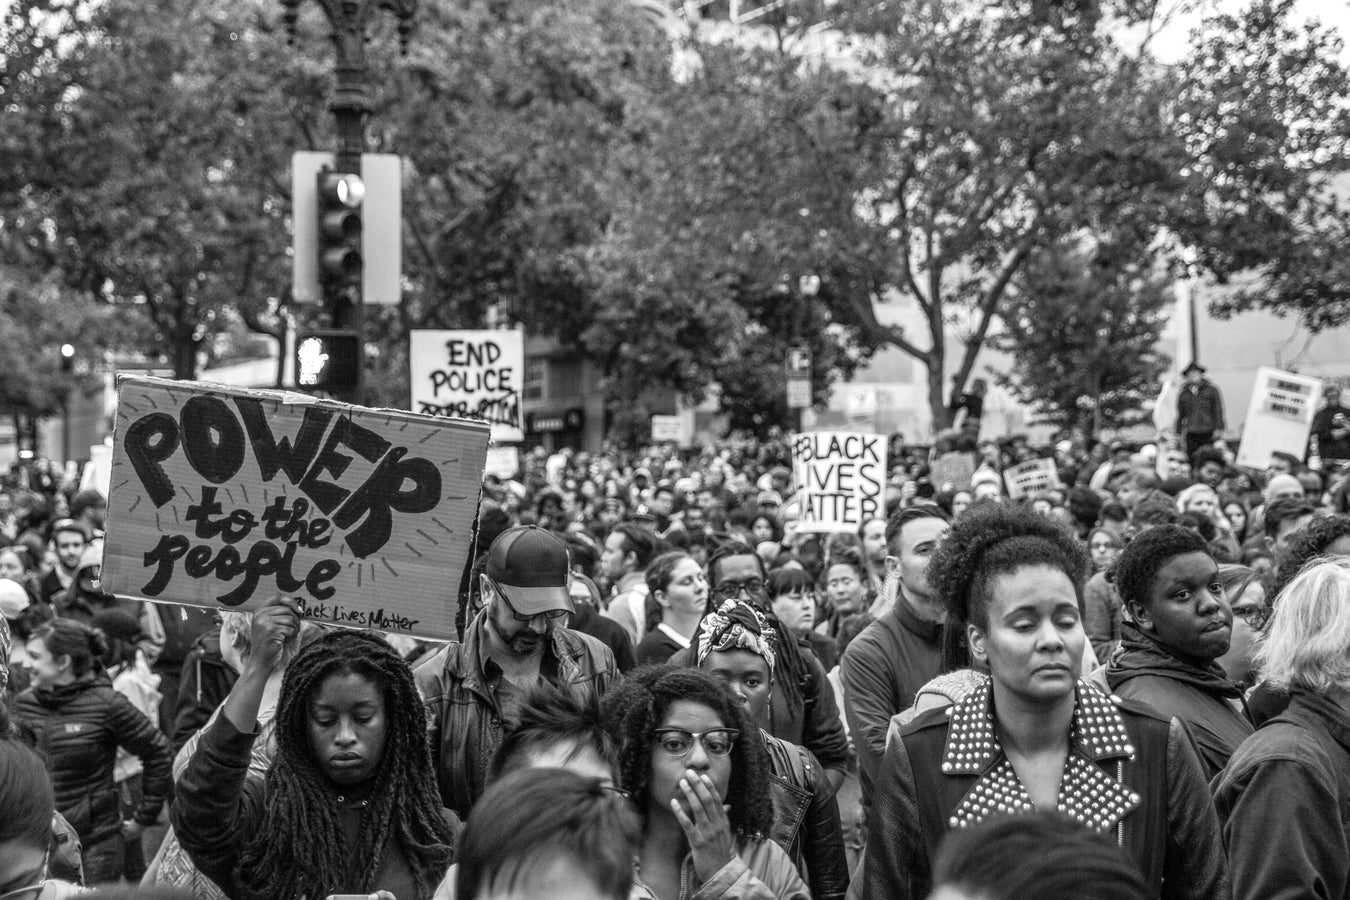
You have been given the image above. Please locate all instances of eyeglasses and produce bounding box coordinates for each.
[712,578,765,601]
[490,580,568,622]
[653,728,741,758]
[1233,606,1269,630]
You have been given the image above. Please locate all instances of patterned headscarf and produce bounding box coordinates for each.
[696,598,777,672]
[0,613,10,693]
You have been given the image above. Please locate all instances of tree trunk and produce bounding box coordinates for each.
[173,337,198,381]
[927,353,951,431]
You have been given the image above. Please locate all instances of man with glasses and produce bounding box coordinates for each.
[417,525,621,819]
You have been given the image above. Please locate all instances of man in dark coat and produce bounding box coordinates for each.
[1176,361,1226,459]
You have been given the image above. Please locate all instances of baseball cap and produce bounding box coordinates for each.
[0,579,29,619]
[485,526,573,616]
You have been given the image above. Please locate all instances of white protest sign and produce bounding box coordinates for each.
[409,329,525,442]
[484,445,521,480]
[651,414,693,446]
[1236,367,1323,470]
[81,444,113,498]
[930,451,977,491]
[102,376,490,640]
[1003,458,1062,500]
[790,432,886,533]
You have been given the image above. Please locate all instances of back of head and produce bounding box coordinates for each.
[69,488,105,521]
[1113,525,1209,611]
[490,683,618,783]
[611,522,661,571]
[1263,496,1318,541]
[1259,557,1350,693]
[457,767,640,900]
[33,617,109,679]
[932,811,1147,900]
[0,738,55,850]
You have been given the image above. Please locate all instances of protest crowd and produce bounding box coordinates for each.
[2,379,1350,900]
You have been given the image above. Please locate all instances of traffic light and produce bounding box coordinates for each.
[295,330,361,392]
[316,169,365,287]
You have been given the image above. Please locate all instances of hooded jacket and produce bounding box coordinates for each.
[1106,621,1254,780]
[13,673,171,847]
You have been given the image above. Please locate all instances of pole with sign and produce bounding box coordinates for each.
[786,347,812,434]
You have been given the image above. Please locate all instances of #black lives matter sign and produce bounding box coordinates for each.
[102,376,490,640]
[790,431,887,533]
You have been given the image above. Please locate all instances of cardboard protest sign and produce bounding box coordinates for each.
[929,451,976,491]
[409,329,525,442]
[1236,367,1323,470]
[102,376,490,640]
[1003,458,1062,500]
[790,432,886,533]
[484,446,521,480]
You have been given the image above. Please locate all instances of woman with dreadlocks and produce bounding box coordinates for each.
[602,665,807,900]
[172,596,455,899]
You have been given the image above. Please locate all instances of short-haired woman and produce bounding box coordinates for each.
[1213,558,1350,899]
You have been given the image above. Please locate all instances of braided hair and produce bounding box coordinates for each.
[601,665,774,838]
[707,541,808,710]
[929,504,1090,671]
[237,629,453,899]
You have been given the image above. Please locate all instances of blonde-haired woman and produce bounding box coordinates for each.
[1213,558,1350,899]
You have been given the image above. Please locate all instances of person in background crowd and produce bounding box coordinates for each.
[928,811,1148,900]
[1311,385,1350,465]
[862,504,1228,900]
[857,516,888,597]
[1213,559,1350,899]
[455,768,640,900]
[1106,526,1253,779]
[1262,496,1318,562]
[839,506,950,807]
[56,545,165,666]
[566,570,637,674]
[767,567,836,671]
[1214,565,1269,690]
[172,597,455,899]
[695,599,849,899]
[601,522,664,647]
[1221,497,1250,545]
[1088,527,1123,574]
[418,525,620,819]
[1082,527,1126,663]
[818,549,871,640]
[636,551,709,666]
[1191,447,1228,491]
[1096,500,1130,542]
[1176,361,1225,459]
[602,666,809,900]
[37,519,87,606]
[0,544,42,605]
[68,488,107,545]
[14,617,171,883]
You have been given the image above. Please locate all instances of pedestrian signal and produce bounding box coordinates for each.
[295,330,361,392]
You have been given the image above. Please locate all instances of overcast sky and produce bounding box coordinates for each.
[1146,0,1350,63]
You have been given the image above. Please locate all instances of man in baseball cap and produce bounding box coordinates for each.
[416,524,621,819]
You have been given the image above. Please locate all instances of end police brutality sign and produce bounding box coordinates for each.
[101,376,489,640]
[791,431,886,533]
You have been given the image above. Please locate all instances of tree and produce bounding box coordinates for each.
[1173,0,1350,330]
[992,236,1171,433]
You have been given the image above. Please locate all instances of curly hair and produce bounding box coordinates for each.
[237,629,453,899]
[1270,513,1350,602]
[600,665,773,838]
[930,504,1091,633]
[1113,525,1209,611]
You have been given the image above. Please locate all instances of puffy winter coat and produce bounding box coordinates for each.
[13,674,171,846]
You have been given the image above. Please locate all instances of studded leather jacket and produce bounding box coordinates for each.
[856,679,1229,900]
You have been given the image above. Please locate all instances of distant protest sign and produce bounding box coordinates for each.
[1003,458,1062,500]
[409,329,525,442]
[790,432,886,533]
[102,376,490,640]
[1236,367,1322,470]
[930,451,976,491]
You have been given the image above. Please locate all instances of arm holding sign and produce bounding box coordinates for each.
[171,596,298,893]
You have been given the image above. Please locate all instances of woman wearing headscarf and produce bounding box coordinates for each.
[694,599,848,900]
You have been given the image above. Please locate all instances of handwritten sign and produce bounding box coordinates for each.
[790,431,886,533]
[101,376,489,640]
[409,329,525,442]
[1236,367,1323,469]
[1003,458,1062,500]
[929,451,976,492]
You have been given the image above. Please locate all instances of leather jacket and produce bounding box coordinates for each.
[763,731,849,900]
[415,614,620,819]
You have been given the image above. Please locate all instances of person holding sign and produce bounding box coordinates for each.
[172,596,456,900]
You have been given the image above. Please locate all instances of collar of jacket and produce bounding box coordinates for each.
[939,677,1141,833]
[1285,687,1350,753]
[1107,621,1242,700]
[35,672,110,706]
[451,611,576,701]
[892,589,943,647]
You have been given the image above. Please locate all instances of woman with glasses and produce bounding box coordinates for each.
[635,552,709,667]
[694,600,849,900]
[602,665,808,900]
[1214,565,1269,690]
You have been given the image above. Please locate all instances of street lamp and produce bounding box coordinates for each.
[279,0,417,401]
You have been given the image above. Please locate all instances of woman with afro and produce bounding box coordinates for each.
[602,664,807,899]
[172,596,455,899]
[859,504,1228,900]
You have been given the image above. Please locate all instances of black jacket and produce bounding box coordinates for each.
[170,626,238,754]
[1177,379,1225,435]
[14,674,171,846]
[858,678,1229,900]
[763,730,849,900]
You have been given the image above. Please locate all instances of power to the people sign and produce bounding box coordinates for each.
[790,431,887,533]
[101,376,490,640]
[409,329,525,442]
